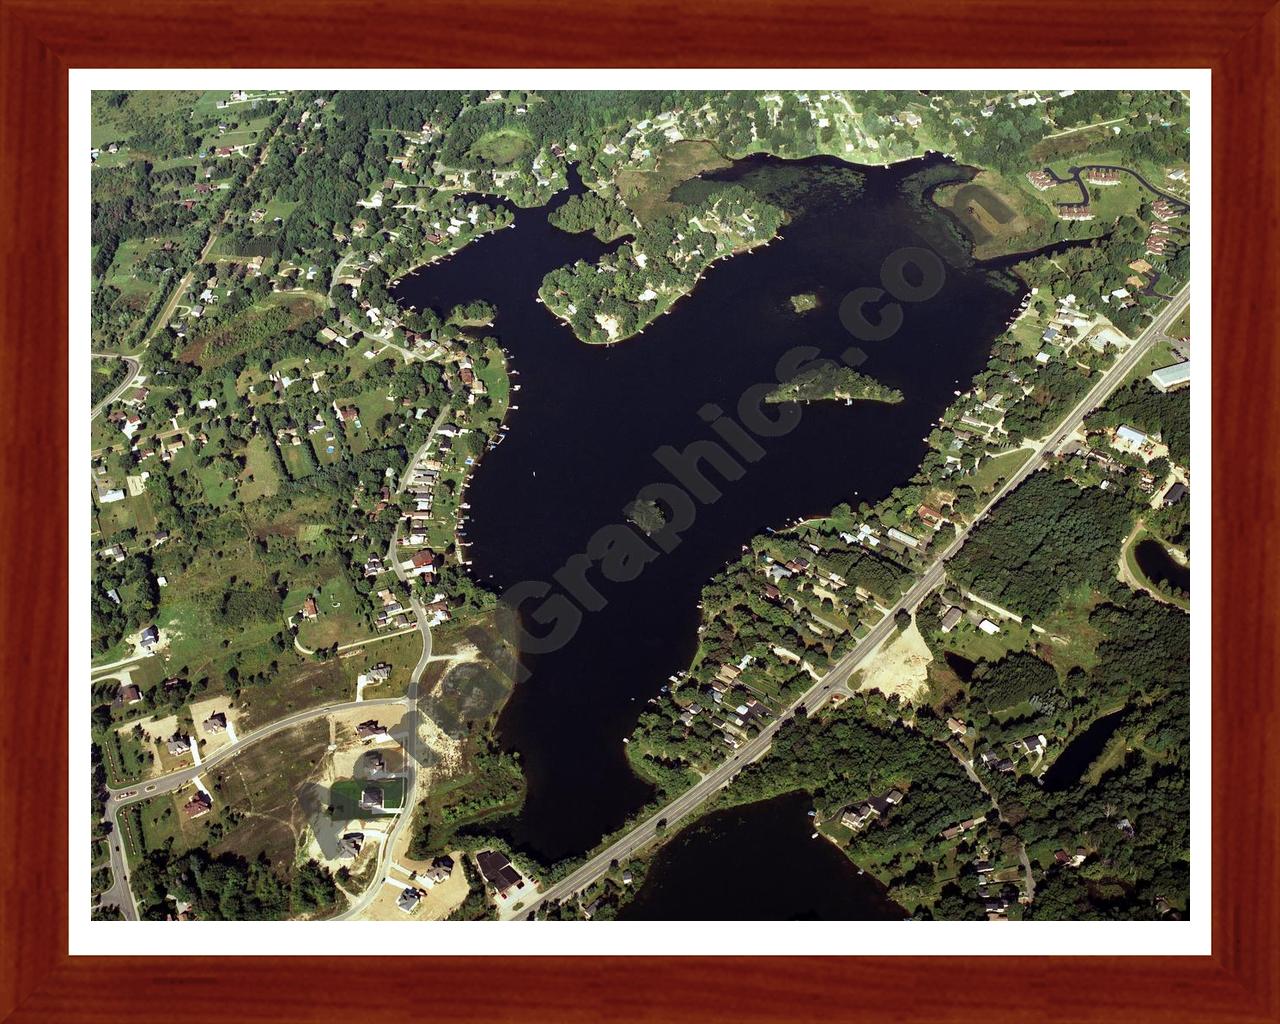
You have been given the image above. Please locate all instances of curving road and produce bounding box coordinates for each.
[1044,164,1191,211]
[521,284,1190,918]
[101,695,406,920]
[332,409,450,920]
[90,354,142,422]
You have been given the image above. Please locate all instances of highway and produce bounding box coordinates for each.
[519,283,1190,918]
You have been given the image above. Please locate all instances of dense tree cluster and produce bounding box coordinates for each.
[949,471,1134,620]
[132,846,336,920]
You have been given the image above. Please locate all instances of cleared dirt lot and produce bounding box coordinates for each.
[856,619,932,702]
[358,851,469,922]
[208,718,330,865]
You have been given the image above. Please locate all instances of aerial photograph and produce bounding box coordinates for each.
[88,87,1192,924]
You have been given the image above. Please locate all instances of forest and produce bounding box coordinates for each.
[948,471,1134,621]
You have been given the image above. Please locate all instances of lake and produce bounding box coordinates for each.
[1041,709,1126,792]
[1134,538,1191,595]
[620,790,906,921]
[394,153,1023,861]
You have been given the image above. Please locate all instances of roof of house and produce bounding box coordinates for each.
[183,791,212,818]
[475,850,523,892]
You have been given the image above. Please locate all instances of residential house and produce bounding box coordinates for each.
[356,720,390,741]
[183,791,213,819]
[475,850,524,898]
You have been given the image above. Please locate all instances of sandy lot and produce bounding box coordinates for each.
[857,619,933,702]
[330,706,408,748]
[358,850,469,921]
[120,712,178,745]
[189,693,240,755]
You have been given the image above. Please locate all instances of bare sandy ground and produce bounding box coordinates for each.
[188,694,240,756]
[359,849,469,921]
[857,619,932,702]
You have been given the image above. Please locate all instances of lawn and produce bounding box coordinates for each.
[935,612,1034,666]
[330,777,406,816]
[967,448,1033,498]
[1121,338,1178,389]
[340,630,424,698]
[281,443,316,480]
[95,496,138,538]
[295,573,367,649]
[138,789,209,858]
[101,724,156,787]
[239,434,281,502]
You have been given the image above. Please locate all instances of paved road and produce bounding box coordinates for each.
[1044,164,1192,211]
[329,407,453,919]
[521,285,1190,918]
[107,696,406,805]
[101,695,404,920]
[89,122,280,429]
[90,354,142,422]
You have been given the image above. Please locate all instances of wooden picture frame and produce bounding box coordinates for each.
[2,1,1275,1019]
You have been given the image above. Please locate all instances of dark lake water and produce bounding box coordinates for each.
[394,153,1023,861]
[944,650,978,682]
[1134,539,1191,594]
[620,790,906,920]
[1042,709,1126,792]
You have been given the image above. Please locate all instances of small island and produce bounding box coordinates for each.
[765,365,904,405]
[788,292,819,314]
[625,498,668,535]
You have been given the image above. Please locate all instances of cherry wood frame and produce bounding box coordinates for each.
[3,1,1276,1020]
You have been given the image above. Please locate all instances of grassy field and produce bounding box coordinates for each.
[239,434,281,501]
[616,140,732,224]
[210,719,331,865]
[235,659,353,731]
[933,168,1052,259]
[295,573,366,649]
[468,128,533,167]
[91,90,202,148]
